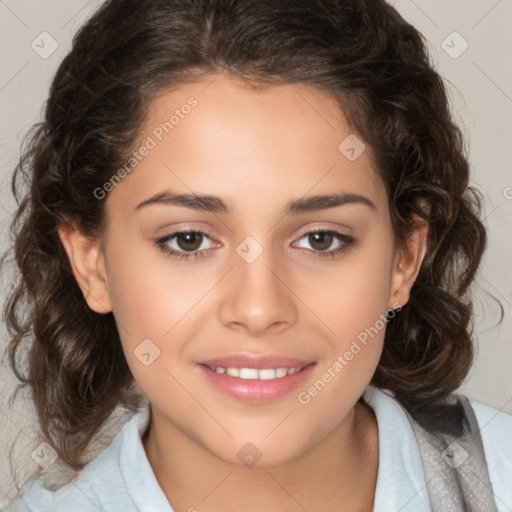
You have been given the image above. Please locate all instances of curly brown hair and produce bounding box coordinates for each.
[3,0,487,471]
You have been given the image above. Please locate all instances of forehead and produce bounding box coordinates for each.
[108,73,386,214]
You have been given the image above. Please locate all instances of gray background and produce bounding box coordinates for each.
[0,0,511,507]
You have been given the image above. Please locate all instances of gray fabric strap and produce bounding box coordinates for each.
[403,395,498,512]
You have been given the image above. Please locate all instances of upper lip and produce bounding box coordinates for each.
[199,354,315,370]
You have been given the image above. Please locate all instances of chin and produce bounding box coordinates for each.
[204,434,308,470]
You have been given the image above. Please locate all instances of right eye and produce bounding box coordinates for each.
[155,230,217,261]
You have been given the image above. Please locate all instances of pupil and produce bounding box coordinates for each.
[310,232,332,251]
[177,233,202,251]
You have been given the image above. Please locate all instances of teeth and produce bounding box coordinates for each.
[239,368,259,379]
[209,366,303,380]
[226,367,240,378]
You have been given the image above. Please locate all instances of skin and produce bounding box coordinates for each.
[59,72,428,512]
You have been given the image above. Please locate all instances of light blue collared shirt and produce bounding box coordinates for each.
[4,386,512,511]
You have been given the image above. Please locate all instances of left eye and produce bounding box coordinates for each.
[295,230,339,250]
[292,230,354,258]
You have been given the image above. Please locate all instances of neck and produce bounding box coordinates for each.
[143,400,379,512]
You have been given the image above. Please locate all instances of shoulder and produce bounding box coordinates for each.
[362,385,512,512]
[467,395,512,511]
[3,408,151,512]
[361,386,433,511]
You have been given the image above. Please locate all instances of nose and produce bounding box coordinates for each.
[217,244,298,337]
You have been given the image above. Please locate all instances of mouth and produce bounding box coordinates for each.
[196,355,316,403]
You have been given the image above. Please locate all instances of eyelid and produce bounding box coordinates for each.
[291,221,353,238]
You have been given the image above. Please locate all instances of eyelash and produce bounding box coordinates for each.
[155,229,355,261]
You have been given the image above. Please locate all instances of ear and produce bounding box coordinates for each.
[58,222,112,314]
[388,214,429,310]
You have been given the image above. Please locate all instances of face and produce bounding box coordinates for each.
[61,72,424,468]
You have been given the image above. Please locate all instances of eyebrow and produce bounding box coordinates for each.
[135,190,377,215]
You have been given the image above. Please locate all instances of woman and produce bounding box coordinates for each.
[3,0,511,510]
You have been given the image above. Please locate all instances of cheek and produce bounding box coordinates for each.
[340,259,392,334]
[295,248,393,431]
[307,241,394,341]
[103,237,219,388]
[103,244,194,397]
[305,231,394,398]
[105,238,205,338]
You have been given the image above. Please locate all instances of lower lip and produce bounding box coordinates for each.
[197,363,316,403]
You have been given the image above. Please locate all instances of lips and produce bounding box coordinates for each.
[196,353,317,403]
